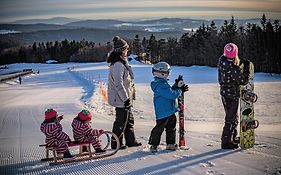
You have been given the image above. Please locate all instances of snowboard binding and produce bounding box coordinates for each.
[241,119,259,132]
[241,90,258,103]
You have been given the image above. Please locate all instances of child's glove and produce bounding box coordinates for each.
[174,75,184,88]
[57,115,63,120]
[99,129,104,135]
[181,84,189,92]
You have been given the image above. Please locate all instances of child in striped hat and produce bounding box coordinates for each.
[40,109,74,159]
[72,109,106,153]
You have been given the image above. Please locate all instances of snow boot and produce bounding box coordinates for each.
[221,142,238,149]
[82,145,89,152]
[63,151,75,160]
[111,139,119,149]
[120,145,128,150]
[150,145,158,153]
[127,141,142,147]
[166,144,178,151]
[111,141,128,150]
[95,148,106,153]
[233,137,240,144]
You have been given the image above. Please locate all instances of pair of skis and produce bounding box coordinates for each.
[177,75,188,150]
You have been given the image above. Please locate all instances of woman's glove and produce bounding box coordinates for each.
[124,99,132,109]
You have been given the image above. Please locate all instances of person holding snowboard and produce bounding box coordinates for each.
[40,109,74,159]
[218,43,250,149]
[107,36,141,150]
[72,109,106,153]
[149,62,189,152]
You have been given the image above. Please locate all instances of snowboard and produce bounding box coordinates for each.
[239,61,259,148]
[177,75,186,149]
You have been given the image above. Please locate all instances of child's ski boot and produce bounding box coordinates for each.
[166,144,178,151]
[150,145,158,153]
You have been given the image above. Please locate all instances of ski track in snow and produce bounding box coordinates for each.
[0,61,281,175]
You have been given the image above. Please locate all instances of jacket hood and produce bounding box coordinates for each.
[219,55,235,70]
[151,77,167,91]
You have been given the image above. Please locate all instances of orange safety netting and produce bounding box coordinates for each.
[99,80,108,102]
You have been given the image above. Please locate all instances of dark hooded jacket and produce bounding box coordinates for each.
[218,55,249,99]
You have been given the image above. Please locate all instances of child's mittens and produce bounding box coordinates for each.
[57,115,63,120]
[174,75,184,88]
[181,84,189,92]
[99,129,105,135]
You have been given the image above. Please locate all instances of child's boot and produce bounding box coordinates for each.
[150,145,158,153]
[63,151,75,160]
[95,147,106,153]
[166,144,178,151]
[82,145,89,152]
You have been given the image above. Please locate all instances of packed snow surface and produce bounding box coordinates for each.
[0,60,281,175]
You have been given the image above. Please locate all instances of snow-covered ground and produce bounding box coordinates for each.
[0,60,281,175]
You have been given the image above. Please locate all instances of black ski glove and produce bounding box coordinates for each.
[124,99,132,109]
[181,84,189,92]
[174,75,184,88]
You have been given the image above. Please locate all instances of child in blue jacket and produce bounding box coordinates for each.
[148,62,188,152]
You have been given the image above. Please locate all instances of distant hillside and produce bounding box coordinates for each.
[1,18,263,34]
[65,19,124,28]
[13,17,80,25]
[0,17,264,45]
[0,28,184,44]
[52,18,263,31]
[0,24,75,33]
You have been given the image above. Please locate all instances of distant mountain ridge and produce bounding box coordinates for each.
[0,28,183,44]
[9,17,263,31]
[0,23,76,33]
[14,17,80,25]
[66,19,124,28]
[0,17,263,45]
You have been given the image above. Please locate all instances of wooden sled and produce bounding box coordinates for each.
[39,131,120,166]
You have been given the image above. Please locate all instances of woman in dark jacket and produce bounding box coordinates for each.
[218,43,250,149]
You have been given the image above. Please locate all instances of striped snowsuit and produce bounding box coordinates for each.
[40,118,71,154]
[72,117,101,149]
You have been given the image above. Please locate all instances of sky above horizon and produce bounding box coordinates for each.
[0,0,281,23]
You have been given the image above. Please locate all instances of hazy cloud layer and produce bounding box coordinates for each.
[0,0,280,22]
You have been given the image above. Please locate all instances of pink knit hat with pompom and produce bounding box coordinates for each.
[224,43,238,59]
